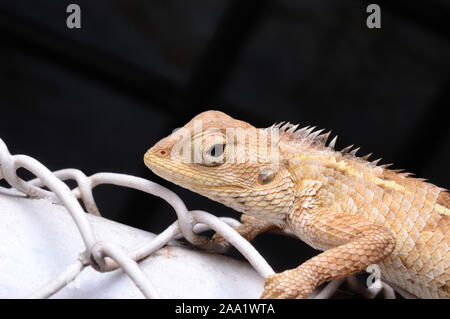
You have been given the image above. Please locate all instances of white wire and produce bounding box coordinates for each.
[91,242,160,298]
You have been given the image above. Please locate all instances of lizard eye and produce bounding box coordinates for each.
[202,143,226,166]
[207,143,225,158]
[258,168,275,185]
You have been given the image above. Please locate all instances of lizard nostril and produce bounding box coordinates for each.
[160,150,166,156]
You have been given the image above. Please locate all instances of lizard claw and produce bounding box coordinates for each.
[207,233,231,253]
[211,232,227,243]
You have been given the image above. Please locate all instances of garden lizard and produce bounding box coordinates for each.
[144,110,449,299]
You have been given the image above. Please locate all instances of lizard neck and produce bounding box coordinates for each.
[215,170,296,228]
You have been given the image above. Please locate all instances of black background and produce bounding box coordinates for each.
[0,0,449,278]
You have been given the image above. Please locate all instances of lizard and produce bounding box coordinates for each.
[144,110,449,299]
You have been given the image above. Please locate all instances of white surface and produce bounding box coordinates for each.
[0,192,264,298]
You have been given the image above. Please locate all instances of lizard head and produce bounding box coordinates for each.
[144,110,296,225]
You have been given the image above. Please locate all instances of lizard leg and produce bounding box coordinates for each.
[213,214,277,243]
[261,211,396,299]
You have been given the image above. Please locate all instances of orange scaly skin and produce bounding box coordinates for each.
[144,110,449,299]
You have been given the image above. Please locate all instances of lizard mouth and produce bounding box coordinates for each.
[144,151,182,180]
[144,150,210,189]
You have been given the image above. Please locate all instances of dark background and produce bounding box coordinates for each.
[1,0,449,289]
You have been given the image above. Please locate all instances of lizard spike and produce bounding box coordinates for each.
[328,135,338,149]
[308,129,325,140]
[287,124,300,133]
[280,122,292,131]
[372,158,382,165]
[400,172,415,177]
[341,144,354,153]
[304,126,317,137]
[380,163,393,169]
[316,131,331,144]
[294,126,310,137]
[274,122,285,129]
[350,147,360,156]
[361,153,372,161]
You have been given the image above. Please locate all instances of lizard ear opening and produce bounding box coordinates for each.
[258,168,275,185]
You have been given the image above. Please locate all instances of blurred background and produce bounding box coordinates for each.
[1,0,449,296]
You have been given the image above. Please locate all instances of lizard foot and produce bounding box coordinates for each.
[211,214,276,249]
